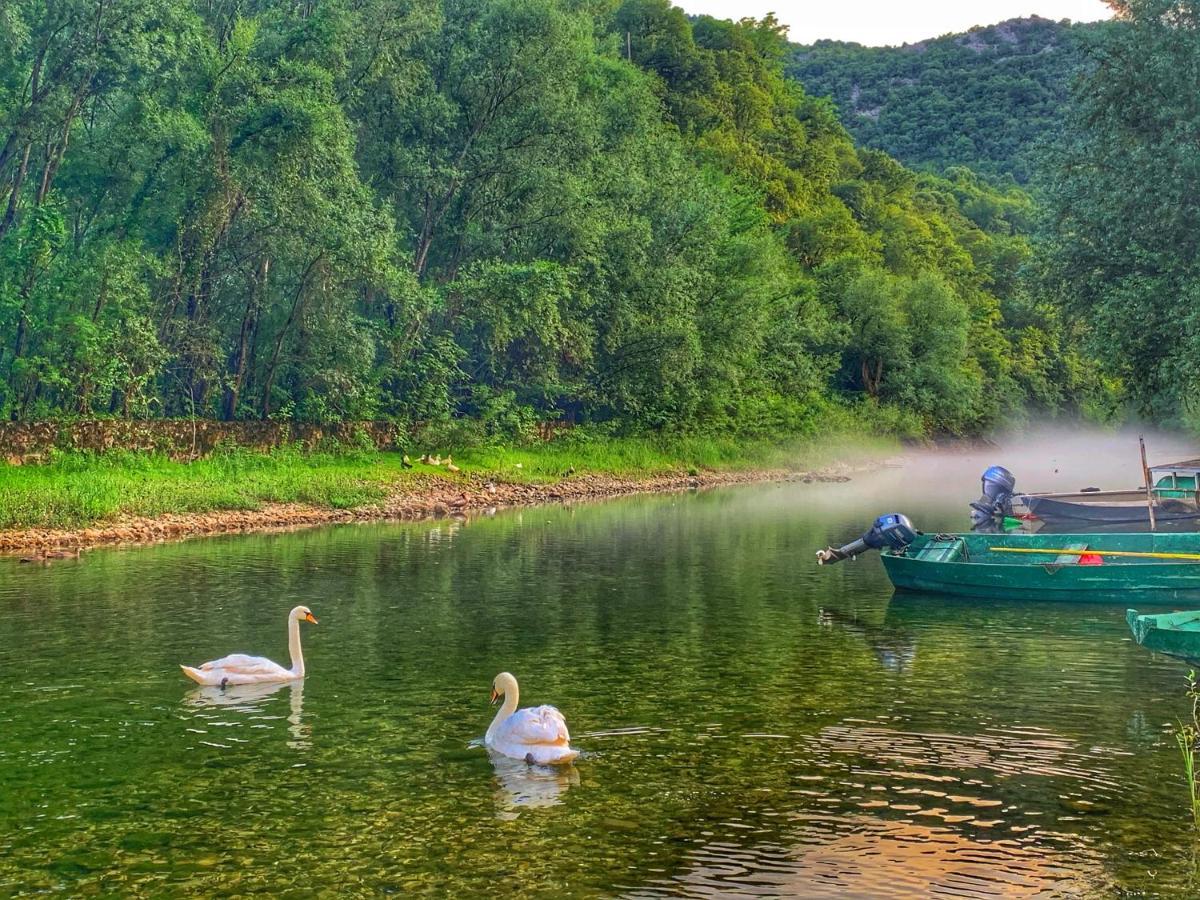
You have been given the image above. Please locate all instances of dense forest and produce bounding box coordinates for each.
[789,17,1102,183]
[0,0,1152,442]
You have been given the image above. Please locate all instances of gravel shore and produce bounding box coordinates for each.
[0,465,855,557]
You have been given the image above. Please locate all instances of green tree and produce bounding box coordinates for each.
[899,273,982,431]
[1040,0,1200,419]
[835,268,908,398]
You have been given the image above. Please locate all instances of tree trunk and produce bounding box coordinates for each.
[0,142,32,242]
[223,256,268,420]
[261,255,321,418]
[35,81,87,207]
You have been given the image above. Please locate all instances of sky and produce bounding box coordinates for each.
[677,1,1114,46]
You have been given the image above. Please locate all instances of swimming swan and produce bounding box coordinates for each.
[486,671,578,765]
[181,606,318,686]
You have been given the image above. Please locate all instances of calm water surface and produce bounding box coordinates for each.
[2,439,1199,896]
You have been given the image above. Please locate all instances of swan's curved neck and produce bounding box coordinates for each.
[287,615,305,677]
[486,684,518,742]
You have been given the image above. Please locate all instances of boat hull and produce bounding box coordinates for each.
[879,532,1200,602]
[1021,494,1200,525]
[1127,608,1200,663]
[884,555,1200,602]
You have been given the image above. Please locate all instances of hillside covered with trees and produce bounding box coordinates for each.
[0,0,1107,441]
[789,17,1104,183]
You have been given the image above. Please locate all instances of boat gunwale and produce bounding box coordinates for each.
[888,531,1200,567]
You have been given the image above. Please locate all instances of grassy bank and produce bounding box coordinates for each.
[0,433,898,531]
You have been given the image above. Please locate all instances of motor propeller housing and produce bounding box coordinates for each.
[816,513,918,565]
[969,465,1016,524]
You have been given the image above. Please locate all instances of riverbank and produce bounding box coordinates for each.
[0,436,892,555]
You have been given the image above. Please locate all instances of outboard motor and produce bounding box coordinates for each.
[816,513,918,565]
[969,465,1016,525]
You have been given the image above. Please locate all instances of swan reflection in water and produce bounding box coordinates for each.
[182,679,310,749]
[488,750,579,820]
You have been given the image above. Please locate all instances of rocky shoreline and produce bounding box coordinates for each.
[0,465,856,558]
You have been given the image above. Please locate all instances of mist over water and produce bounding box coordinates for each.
[907,427,1197,496]
[789,427,1199,538]
[1,427,1199,895]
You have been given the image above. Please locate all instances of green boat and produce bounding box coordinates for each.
[1127,609,1200,664]
[817,515,1200,602]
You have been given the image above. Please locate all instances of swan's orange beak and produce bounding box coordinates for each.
[489,688,500,705]
[304,612,319,624]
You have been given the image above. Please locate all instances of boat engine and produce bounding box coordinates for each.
[816,513,917,565]
[969,465,1016,525]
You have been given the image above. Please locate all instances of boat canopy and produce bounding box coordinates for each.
[1150,460,1200,499]
[1151,459,1200,476]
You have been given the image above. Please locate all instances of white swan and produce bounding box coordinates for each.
[180,606,318,686]
[486,671,578,765]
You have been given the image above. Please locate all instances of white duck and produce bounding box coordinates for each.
[181,605,318,686]
[486,671,578,765]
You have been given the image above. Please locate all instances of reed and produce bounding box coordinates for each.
[1176,670,1200,831]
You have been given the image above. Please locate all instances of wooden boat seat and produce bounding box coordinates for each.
[1055,542,1089,565]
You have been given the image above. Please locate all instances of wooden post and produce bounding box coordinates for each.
[1140,435,1158,531]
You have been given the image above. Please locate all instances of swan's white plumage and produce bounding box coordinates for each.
[182,655,291,684]
[485,673,578,765]
[504,706,571,744]
[181,606,316,686]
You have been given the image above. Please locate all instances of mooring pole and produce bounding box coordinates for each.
[1140,435,1158,532]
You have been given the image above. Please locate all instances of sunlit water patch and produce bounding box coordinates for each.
[1,432,1199,894]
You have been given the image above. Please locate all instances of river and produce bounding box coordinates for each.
[1,433,1198,895]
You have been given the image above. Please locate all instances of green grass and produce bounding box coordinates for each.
[0,432,899,531]
[453,433,892,481]
[0,448,400,530]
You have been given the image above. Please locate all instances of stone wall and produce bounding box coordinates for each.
[0,420,403,463]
